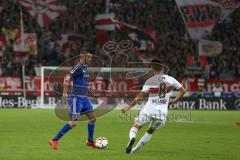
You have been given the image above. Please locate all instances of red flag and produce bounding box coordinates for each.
[95,13,116,31]
[198,39,223,57]
[116,22,158,61]
[176,0,222,40]
[13,9,31,61]
[20,0,66,28]
[13,44,29,58]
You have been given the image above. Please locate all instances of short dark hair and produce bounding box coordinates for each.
[151,59,163,71]
[151,59,161,64]
[79,50,93,58]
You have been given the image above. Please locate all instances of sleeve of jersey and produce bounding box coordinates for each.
[173,78,182,89]
[141,81,150,93]
[69,67,83,78]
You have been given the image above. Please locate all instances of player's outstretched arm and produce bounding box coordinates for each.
[121,91,148,113]
[169,87,186,105]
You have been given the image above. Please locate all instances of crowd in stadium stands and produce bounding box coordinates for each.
[0,0,239,80]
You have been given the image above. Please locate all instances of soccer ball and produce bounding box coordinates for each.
[95,137,108,149]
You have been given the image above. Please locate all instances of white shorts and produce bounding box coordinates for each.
[134,111,166,130]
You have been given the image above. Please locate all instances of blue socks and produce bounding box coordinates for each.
[52,122,95,142]
[53,123,72,141]
[87,122,95,143]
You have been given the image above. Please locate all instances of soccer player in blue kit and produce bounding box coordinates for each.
[49,52,96,150]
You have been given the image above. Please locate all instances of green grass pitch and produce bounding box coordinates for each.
[0,109,239,160]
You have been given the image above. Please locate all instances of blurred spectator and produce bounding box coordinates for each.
[212,83,223,98]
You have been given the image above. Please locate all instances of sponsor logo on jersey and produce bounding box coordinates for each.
[152,99,167,104]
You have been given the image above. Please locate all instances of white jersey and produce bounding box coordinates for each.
[141,74,182,120]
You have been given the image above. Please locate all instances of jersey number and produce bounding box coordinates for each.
[159,83,166,98]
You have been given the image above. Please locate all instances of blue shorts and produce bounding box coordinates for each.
[68,95,93,120]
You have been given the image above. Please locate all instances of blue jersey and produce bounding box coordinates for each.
[69,63,89,97]
[68,63,93,120]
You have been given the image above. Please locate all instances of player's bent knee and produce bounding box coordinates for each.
[133,124,142,130]
[89,118,96,124]
[69,121,78,127]
[147,128,155,134]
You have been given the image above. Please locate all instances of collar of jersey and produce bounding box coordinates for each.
[79,63,87,67]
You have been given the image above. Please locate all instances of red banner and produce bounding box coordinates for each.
[0,77,239,95]
[179,78,240,92]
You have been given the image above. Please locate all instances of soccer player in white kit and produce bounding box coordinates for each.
[121,59,186,153]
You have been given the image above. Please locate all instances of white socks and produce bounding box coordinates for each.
[132,132,152,153]
[129,127,138,139]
